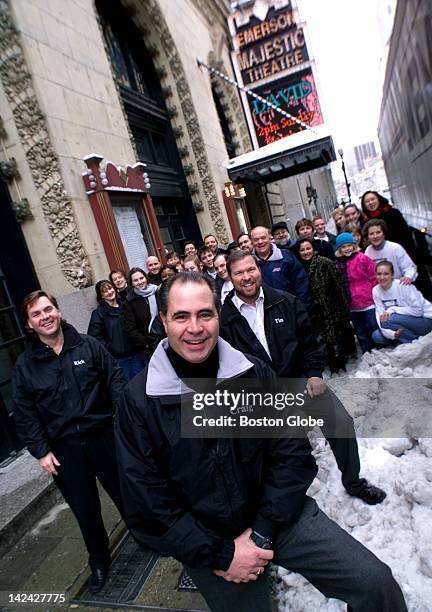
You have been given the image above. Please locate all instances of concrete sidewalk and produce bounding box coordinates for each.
[0,450,59,559]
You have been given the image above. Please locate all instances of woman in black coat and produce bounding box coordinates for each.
[361,190,432,298]
[87,279,139,381]
[124,267,160,368]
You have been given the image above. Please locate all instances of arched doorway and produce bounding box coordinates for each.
[96,0,202,255]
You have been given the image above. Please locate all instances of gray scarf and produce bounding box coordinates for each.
[134,284,159,331]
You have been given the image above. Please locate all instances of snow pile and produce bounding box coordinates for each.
[277,333,432,612]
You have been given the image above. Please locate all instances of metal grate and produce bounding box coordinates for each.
[177,570,198,592]
[72,532,158,607]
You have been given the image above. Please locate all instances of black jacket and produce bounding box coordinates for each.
[12,324,125,459]
[220,285,325,378]
[115,339,317,570]
[124,290,154,357]
[87,301,134,358]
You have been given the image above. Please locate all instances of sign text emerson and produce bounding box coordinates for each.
[232,4,309,85]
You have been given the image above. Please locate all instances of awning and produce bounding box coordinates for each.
[227,127,336,184]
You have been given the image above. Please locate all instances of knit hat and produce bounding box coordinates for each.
[271,221,289,234]
[335,232,356,250]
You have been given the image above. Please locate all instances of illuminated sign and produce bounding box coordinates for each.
[248,68,324,147]
[233,4,308,86]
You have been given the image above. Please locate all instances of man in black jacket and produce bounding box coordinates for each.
[12,291,125,593]
[116,272,405,612]
[220,251,386,505]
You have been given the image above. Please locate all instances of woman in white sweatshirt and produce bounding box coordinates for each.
[372,260,432,345]
[363,219,417,283]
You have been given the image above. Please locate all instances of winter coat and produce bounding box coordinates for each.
[303,254,351,344]
[255,245,312,309]
[12,323,125,459]
[115,338,317,569]
[291,239,335,262]
[336,252,377,311]
[87,301,134,358]
[124,289,156,357]
[220,285,324,378]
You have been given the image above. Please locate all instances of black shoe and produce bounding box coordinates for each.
[89,567,108,594]
[349,483,387,505]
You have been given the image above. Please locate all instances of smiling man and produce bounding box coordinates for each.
[220,250,386,505]
[12,291,125,593]
[116,272,406,612]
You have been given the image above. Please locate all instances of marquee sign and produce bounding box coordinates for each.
[249,68,323,147]
[229,0,325,149]
[233,4,309,86]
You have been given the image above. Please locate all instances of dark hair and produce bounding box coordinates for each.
[197,245,213,260]
[227,241,239,255]
[226,250,259,276]
[184,239,196,249]
[295,218,313,233]
[363,218,388,239]
[95,280,115,304]
[109,269,127,285]
[203,233,217,243]
[128,267,148,286]
[21,290,59,327]
[160,264,178,280]
[158,271,219,315]
[237,232,250,241]
[166,251,179,260]
[360,190,389,214]
[214,253,228,264]
[376,260,394,274]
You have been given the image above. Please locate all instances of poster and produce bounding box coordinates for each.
[248,68,324,147]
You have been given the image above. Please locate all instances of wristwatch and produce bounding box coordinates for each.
[250,530,273,549]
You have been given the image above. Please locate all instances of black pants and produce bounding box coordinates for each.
[187,498,407,612]
[295,383,365,494]
[51,427,124,570]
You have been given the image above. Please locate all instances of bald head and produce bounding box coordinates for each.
[250,226,272,259]
[147,256,161,275]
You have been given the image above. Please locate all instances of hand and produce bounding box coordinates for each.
[380,312,391,322]
[306,377,326,398]
[213,528,273,583]
[399,276,412,285]
[394,328,402,339]
[38,452,60,476]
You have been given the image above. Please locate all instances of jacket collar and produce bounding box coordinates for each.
[27,322,83,359]
[222,285,284,325]
[254,244,283,262]
[146,337,254,398]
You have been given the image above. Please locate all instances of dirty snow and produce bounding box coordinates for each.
[277,332,432,612]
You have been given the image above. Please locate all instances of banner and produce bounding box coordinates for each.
[248,68,324,146]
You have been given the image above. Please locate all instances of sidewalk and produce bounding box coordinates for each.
[0,453,210,611]
[0,450,59,559]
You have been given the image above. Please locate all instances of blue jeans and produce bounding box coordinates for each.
[351,308,378,353]
[117,355,148,382]
[372,313,432,345]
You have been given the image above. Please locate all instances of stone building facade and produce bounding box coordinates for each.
[0,0,251,301]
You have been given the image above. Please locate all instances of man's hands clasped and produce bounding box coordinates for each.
[214,528,273,583]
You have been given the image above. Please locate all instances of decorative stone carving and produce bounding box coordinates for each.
[0,0,92,288]
[208,52,253,156]
[123,0,230,244]
[11,197,32,223]
[0,157,19,181]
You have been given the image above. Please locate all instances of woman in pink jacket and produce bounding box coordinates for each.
[335,232,378,353]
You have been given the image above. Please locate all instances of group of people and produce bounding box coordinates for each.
[11,188,431,611]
